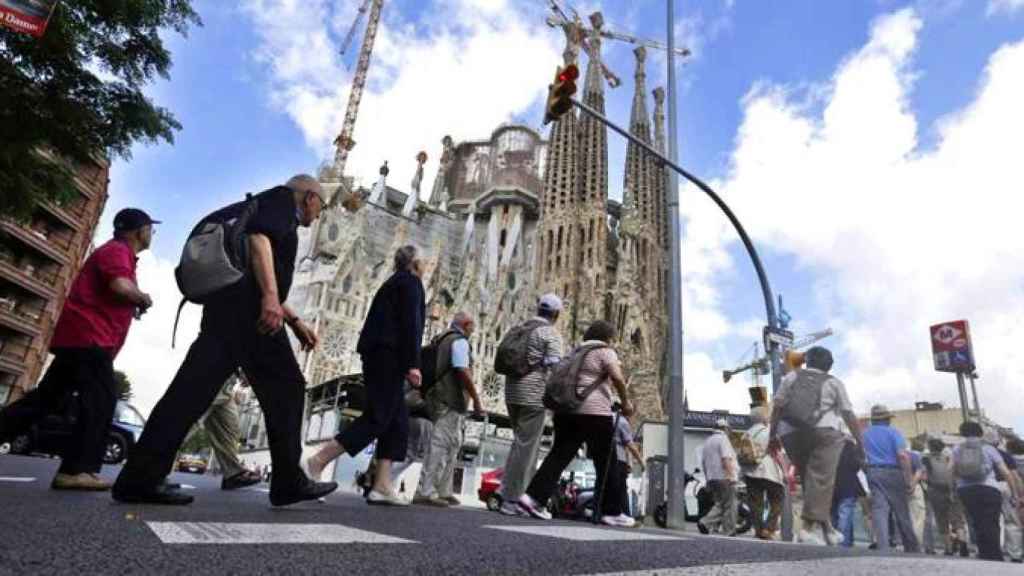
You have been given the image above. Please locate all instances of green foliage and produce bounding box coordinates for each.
[0,1,201,219]
[113,369,132,401]
[181,424,211,455]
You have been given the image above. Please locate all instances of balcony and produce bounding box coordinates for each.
[0,355,26,377]
[38,201,80,231]
[0,307,41,338]
[0,221,70,266]
[0,260,58,300]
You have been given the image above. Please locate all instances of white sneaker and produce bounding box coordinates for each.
[828,528,844,546]
[798,528,827,546]
[499,502,523,516]
[366,489,410,506]
[601,514,637,528]
[516,494,552,520]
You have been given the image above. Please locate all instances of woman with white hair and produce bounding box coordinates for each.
[305,245,426,505]
[742,408,785,540]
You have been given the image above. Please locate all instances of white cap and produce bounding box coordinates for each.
[538,293,563,313]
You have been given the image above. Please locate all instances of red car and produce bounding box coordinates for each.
[478,468,503,511]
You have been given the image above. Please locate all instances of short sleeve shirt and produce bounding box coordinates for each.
[775,368,853,433]
[615,417,634,462]
[574,343,622,416]
[50,239,138,358]
[702,431,737,482]
[505,318,564,407]
[450,338,470,369]
[863,424,907,467]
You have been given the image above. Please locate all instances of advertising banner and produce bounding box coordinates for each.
[0,0,59,37]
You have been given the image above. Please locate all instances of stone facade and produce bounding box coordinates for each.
[290,16,670,421]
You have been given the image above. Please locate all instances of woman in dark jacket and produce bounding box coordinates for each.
[304,245,426,505]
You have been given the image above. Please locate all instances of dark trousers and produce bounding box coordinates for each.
[614,460,630,516]
[747,476,785,533]
[0,348,116,475]
[958,485,1004,561]
[525,413,620,517]
[115,291,306,496]
[336,349,409,462]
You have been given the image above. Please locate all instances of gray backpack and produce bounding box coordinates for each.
[171,194,259,346]
[924,452,954,489]
[778,369,830,430]
[494,319,546,377]
[954,438,990,482]
[542,343,608,413]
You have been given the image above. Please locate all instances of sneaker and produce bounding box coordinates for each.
[827,528,844,547]
[367,489,410,506]
[798,528,827,546]
[601,514,637,528]
[499,502,523,516]
[412,494,450,507]
[441,495,461,506]
[516,494,552,520]
[51,473,111,491]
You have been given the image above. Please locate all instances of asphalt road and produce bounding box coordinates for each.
[0,455,1015,575]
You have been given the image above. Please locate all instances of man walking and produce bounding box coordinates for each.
[496,295,563,516]
[414,311,483,507]
[204,371,261,490]
[770,346,863,545]
[0,209,155,490]
[699,419,739,535]
[986,428,1024,563]
[923,437,967,555]
[862,405,920,553]
[612,413,644,521]
[114,175,337,506]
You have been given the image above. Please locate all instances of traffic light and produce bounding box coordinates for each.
[543,64,579,125]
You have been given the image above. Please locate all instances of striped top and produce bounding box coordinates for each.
[504,317,564,407]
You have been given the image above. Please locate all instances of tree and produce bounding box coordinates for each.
[0,1,201,219]
[113,369,132,401]
[180,425,211,455]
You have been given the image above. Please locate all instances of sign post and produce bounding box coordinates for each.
[0,0,59,37]
[930,320,976,422]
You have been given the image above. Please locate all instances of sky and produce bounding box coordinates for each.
[100,0,1024,433]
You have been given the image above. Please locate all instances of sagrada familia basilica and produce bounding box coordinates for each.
[290,13,671,422]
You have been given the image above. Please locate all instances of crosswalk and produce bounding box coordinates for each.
[591,556,1022,576]
[484,525,688,542]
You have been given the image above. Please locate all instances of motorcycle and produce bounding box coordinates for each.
[654,470,753,535]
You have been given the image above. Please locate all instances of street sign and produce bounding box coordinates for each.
[930,320,975,373]
[763,326,794,349]
[0,0,58,37]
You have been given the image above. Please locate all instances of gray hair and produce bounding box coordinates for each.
[749,409,767,425]
[285,174,323,200]
[394,245,418,272]
[451,311,473,330]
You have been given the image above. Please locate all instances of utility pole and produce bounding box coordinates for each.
[664,0,687,531]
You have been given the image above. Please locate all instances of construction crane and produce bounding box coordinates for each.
[339,0,371,69]
[545,1,621,88]
[722,328,835,383]
[326,0,384,193]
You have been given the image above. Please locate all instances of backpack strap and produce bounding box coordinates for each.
[431,329,465,388]
[171,298,187,349]
[572,343,610,401]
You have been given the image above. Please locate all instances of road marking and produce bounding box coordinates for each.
[484,525,687,542]
[179,484,196,490]
[146,522,417,545]
[0,476,36,483]
[590,556,1019,576]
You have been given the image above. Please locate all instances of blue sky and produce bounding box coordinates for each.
[106,0,1024,431]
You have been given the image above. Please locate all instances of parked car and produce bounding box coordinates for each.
[478,468,504,511]
[176,454,208,474]
[0,395,145,466]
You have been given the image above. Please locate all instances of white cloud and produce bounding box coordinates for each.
[239,0,561,194]
[680,8,1024,426]
[988,0,1024,16]
[113,253,201,417]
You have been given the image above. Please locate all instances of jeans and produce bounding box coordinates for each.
[958,484,1004,561]
[833,497,858,547]
[867,468,920,553]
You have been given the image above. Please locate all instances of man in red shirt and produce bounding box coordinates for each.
[0,208,155,490]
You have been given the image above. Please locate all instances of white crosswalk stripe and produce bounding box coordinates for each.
[589,556,1019,576]
[484,524,688,542]
[0,476,36,483]
[146,522,418,545]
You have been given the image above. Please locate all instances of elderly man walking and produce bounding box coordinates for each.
[495,295,564,516]
[770,346,863,545]
[413,311,483,507]
[700,419,739,535]
[862,405,920,553]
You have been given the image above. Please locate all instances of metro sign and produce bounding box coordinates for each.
[0,0,59,37]
[930,320,974,373]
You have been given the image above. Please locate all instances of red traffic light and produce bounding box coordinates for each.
[544,64,579,125]
[557,64,579,83]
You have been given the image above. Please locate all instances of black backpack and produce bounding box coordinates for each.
[494,319,545,377]
[419,330,463,395]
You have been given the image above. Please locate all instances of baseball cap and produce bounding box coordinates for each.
[538,293,563,313]
[113,208,161,232]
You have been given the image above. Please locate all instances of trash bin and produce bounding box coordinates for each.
[646,455,668,521]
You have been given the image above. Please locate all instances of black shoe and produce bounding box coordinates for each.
[160,478,181,491]
[270,480,338,507]
[221,470,261,491]
[112,483,194,506]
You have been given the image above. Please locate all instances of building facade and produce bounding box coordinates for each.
[0,158,109,404]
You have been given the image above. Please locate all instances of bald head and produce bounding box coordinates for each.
[286,174,324,227]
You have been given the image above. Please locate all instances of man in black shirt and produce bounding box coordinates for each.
[113,175,338,506]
